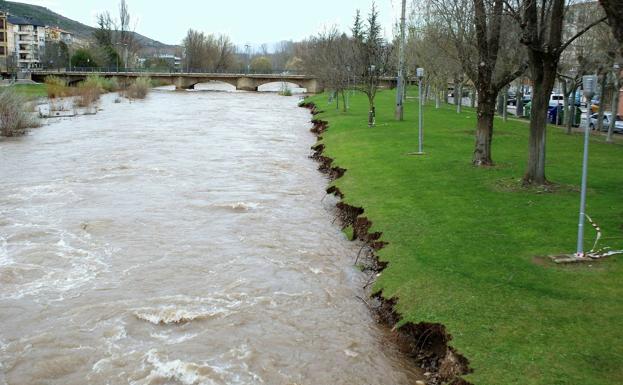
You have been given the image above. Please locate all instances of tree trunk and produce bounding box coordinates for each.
[456,84,462,113]
[470,89,476,108]
[561,80,571,134]
[524,81,550,185]
[435,88,440,109]
[517,86,524,117]
[503,88,508,122]
[367,95,375,127]
[607,78,619,142]
[473,90,496,165]
[342,90,347,112]
[336,90,340,110]
[596,73,607,131]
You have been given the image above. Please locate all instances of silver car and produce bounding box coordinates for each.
[589,112,623,133]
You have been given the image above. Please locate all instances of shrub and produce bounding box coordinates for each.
[0,88,40,137]
[123,77,151,100]
[279,82,292,96]
[83,75,119,93]
[45,75,69,99]
[75,82,101,108]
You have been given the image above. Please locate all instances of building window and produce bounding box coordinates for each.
[0,32,4,41]
[0,46,4,55]
[0,20,4,29]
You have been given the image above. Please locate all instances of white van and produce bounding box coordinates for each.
[549,94,564,107]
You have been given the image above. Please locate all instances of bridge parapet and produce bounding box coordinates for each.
[30,70,324,93]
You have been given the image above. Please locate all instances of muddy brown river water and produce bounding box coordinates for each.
[0,90,421,384]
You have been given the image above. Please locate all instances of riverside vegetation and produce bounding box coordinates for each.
[303,89,623,385]
[0,88,40,137]
[0,75,152,138]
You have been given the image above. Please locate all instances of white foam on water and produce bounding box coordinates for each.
[0,227,112,301]
[135,349,264,385]
[132,295,247,325]
[150,331,200,345]
[212,202,260,212]
[134,306,229,325]
[0,236,12,266]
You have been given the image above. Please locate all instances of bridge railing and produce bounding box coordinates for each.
[35,66,305,76]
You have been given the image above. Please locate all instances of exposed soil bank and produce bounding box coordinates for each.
[301,101,472,385]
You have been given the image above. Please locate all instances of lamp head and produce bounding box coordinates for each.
[582,74,597,97]
[416,67,424,78]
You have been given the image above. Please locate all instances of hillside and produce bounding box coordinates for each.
[0,0,177,51]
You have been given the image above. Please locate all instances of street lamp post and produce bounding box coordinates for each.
[576,74,597,258]
[417,68,425,153]
[395,0,407,121]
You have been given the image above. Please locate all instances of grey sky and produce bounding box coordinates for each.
[14,0,401,48]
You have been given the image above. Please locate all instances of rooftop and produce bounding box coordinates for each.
[7,15,45,27]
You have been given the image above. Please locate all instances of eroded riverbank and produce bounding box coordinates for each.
[0,90,422,384]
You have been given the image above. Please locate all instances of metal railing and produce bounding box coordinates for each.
[34,66,306,76]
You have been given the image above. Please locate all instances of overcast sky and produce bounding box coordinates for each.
[13,0,401,48]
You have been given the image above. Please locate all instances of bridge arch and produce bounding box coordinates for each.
[191,80,237,91]
[256,80,306,93]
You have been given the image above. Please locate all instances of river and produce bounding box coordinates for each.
[0,89,421,384]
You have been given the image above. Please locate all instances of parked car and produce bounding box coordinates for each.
[589,112,623,133]
[508,94,532,106]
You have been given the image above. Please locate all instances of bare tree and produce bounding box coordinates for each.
[505,0,606,185]
[599,0,623,57]
[427,0,526,165]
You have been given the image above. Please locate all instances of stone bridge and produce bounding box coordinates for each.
[30,70,325,93]
[30,70,403,94]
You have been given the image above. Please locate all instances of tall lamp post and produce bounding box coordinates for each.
[410,68,425,155]
[576,74,596,258]
[395,0,407,120]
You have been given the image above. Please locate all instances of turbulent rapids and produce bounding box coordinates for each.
[0,89,421,384]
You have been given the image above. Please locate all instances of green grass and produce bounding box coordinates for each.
[305,89,623,385]
[7,83,48,100]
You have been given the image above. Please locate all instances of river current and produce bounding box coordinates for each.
[0,89,420,384]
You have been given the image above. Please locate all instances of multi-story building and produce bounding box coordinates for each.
[0,12,7,73]
[7,15,46,70]
[46,26,72,45]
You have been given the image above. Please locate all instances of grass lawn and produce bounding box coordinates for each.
[6,83,48,100]
[304,89,623,385]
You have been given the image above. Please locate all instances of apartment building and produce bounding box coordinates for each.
[6,15,46,70]
[46,26,72,45]
[0,12,7,72]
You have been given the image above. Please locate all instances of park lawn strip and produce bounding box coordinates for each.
[7,83,48,100]
[305,89,623,385]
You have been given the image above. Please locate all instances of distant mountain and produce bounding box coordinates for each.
[0,0,177,52]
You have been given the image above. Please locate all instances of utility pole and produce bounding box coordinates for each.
[395,0,407,121]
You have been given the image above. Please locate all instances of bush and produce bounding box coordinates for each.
[279,82,292,96]
[45,75,69,99]
[75,83,101,108]
[0,88,40,137]
[123,77,151,99]
[82,75,119,93]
